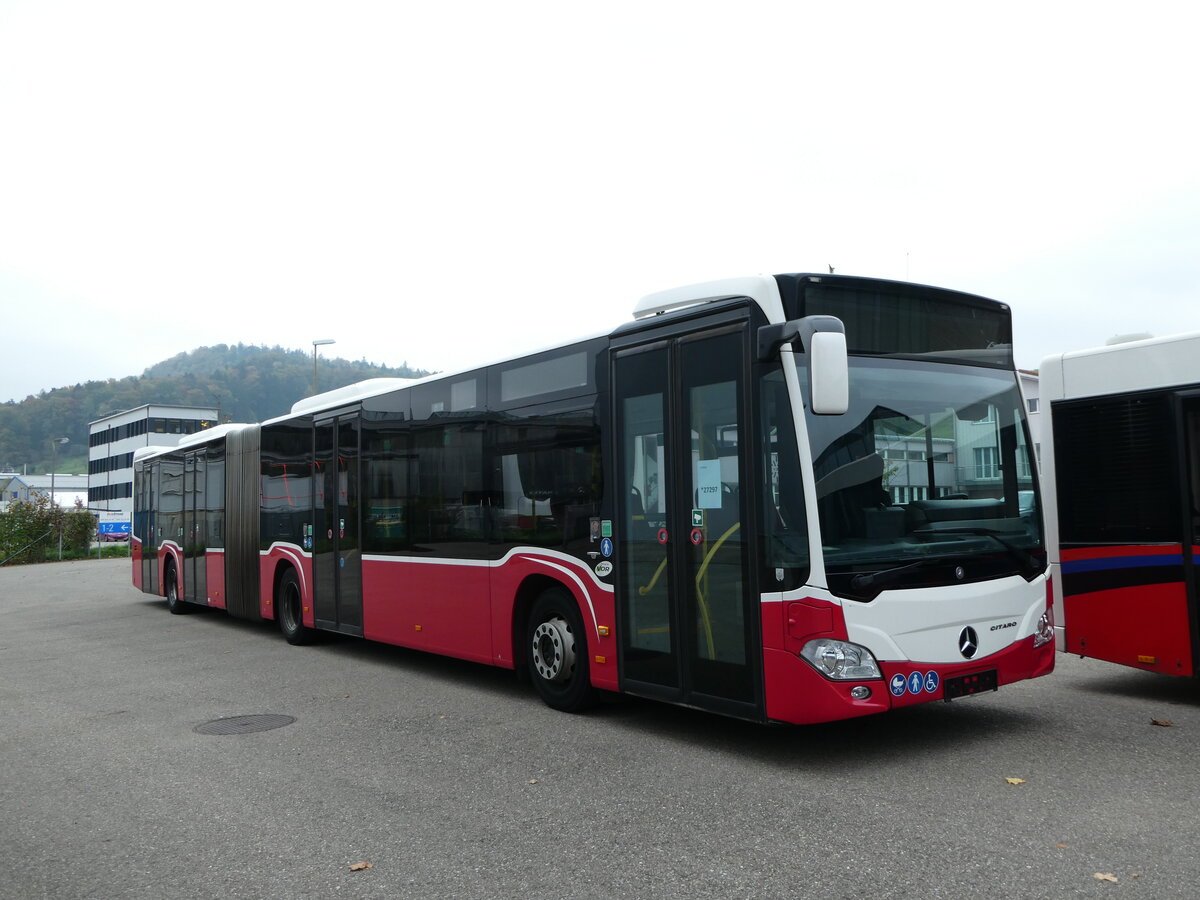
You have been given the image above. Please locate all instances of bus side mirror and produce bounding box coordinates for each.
[757,315,849,415]
[804,323,849,415]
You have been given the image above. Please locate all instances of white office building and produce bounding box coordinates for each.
[1018,370,1041,464]
[88,404,219,535]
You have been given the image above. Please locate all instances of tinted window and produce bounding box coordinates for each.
[363,420,411,554]
[798,282,1012,368]
[759,363,809,588]
[491,403,601,551]
[207,444,225,549]
[260,420,313,547]
[411,422,487,552]
[500,352,588,402]
[1053,392,1179,544]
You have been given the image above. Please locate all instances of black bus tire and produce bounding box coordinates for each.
[526,587,596,712]
[164,560,189,615]
[277,568,313,645]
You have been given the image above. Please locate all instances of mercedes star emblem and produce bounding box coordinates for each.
[959,626,979,659]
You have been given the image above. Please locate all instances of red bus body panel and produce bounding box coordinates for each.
[761,595,1055,725]
[131,538,143,590]
[259,545,314,625]
[1061,545,1194,676]
[358,553,618,690]
[206,550,227,609]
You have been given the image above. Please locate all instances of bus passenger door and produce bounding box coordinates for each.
[614,343,677,691]
[143,462,157,594]
[614,325,760,717]
[183,450,206,603]
[1181,394,1200,670]
[313,414,364,636]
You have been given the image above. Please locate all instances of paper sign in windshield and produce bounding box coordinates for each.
[696,459,722,509]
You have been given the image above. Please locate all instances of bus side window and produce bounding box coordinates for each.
[363,427,410,554]
[493,412,601,550]
[759,366,809,586]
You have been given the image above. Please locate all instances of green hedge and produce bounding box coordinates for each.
[0,495,102,565]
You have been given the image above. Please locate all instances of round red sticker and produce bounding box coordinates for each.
[657,528,669,545]
[690,528,704,545]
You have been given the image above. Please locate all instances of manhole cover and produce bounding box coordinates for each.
[194,714,295,735]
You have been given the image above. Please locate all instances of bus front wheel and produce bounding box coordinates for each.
[526,588,596,712]
[277,568,313,646]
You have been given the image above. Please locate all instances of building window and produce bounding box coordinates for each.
[974,446,998,478]
[1027,398,1039,413]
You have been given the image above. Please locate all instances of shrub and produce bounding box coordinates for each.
[0,495,96,565]
[0,495,56,564]
[62,500,96,555]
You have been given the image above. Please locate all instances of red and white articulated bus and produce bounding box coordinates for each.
[1040,332,1200,676]
[132,273,1053,725]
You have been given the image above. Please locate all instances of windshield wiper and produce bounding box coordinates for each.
[849,556,943,593]
[917,527,1044,580]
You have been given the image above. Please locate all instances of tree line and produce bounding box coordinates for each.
[0,344,432,474]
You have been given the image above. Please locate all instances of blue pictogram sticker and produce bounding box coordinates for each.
[924,670,940,693]
[889,673,907,696]
[600,537,614,558]
[907,671,924,695]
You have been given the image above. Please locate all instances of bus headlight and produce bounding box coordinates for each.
[800,638,882,680]
[1033,610,1054,648]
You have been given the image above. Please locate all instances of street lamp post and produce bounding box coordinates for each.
[49,436,69,560]
[49,436,70,508]
[312,339,335,395]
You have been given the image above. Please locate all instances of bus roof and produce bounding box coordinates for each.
[1040,330,1200,401]
[634,274,786,323]
[289,377,420,417]
[133,423,255,464]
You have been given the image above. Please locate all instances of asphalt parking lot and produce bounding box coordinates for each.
[2,558,1198,899]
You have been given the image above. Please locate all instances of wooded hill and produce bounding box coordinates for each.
[0,344,432,474]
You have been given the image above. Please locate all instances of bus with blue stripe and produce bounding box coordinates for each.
[1041,332,1200,675]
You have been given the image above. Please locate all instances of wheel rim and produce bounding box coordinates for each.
[167,571,177,603]
[531,616,575,684]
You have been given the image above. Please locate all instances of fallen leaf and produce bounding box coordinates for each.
[1055,843,1069,849]
[1151,719,1173,727]
[528,779,539,784]
[1094,873,1118,883]
[349,862,373,872]
[1131,873,1142,878]
[1005,777,1026,785]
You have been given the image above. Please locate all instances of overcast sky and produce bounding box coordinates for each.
[1,2,1197,403]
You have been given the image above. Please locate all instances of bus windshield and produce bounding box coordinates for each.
[802,357,1043,600]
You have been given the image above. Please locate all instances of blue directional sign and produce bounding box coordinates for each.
[600,537,614,558]
[889,673,907,696]
[924,671,940,693]
[907,671,924,695]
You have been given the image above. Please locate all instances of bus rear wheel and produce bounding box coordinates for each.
[277,568,313,645]
[164,560,189,615]
[526,587,596,712]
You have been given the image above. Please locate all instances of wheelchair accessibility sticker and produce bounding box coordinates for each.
[890,670,940,696]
